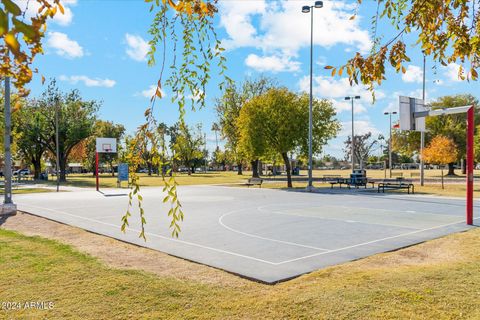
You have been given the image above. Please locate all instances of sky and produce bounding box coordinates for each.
[20,0,479,159]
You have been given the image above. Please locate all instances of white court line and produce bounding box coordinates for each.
[218,208,331,252]
[276,216,479,265]
[18,203,280,266]
[257,204,462,230]
[18,203,479,267]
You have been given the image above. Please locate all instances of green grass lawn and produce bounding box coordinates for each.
[1,227,479,319]
[0,187,53,194]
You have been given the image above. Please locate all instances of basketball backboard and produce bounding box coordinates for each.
[96,137,117,153]
[399,96,426,132]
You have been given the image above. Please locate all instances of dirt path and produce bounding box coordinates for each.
[0,212,250,288]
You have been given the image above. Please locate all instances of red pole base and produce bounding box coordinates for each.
[466,106,474,225]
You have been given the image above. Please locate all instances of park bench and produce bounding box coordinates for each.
[378,178,415,194]
[245,178,263,188]
[329,178,348,188]
[322,174,342,182]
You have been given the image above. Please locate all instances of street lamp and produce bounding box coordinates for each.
[384,111,397,178]
[302,1,323,191]
[345,95,361,171]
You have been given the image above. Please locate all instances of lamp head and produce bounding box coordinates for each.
[392,111,398,115]
[302,5,310,13]
[384,112,389,115]
[314,1,323,8]
[354,95,361,99]
[344,97,351,101]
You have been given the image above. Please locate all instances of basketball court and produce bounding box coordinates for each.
[14,185,478,283]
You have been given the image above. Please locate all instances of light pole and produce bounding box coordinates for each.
[420,53,426,186]
[302,1,323,191]
[345,95,361,171]
[1,13,16,215]
[384,111,397,178]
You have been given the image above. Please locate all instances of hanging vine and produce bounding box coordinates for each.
[121,0,229,239]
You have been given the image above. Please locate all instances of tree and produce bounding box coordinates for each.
[172,123,204,175]
[328,1,480,94]
[215,77,276,177]
[238,88,340,188]
[343,132,383,168]
[37,81,99,182]
[84,120,125,176]
[423,136,458,189]
[14,99,48,179]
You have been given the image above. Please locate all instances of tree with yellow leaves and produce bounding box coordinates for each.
[422,136,458,189]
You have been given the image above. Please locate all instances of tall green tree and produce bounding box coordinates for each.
[238,88,340,188]
[14,99,48,179]
[215,76,276,177]
[37,81,99,182]
[172,123,204,175]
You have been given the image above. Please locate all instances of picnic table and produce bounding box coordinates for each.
[378,178,415,194]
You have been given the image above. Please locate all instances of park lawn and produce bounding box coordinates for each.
[1,227,480,319]
[56,171,249,188]
[0,187,53,194]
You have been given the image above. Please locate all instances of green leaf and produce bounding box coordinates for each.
[12,17,36,39]
[3,0,21,16]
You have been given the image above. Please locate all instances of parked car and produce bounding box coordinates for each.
[13,169,30,176]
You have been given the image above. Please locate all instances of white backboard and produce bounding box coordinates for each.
[96,137,117,153]
[399,96,426,132]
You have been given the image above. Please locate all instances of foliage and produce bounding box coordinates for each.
[172,123,204,174]
[123,0,228,238]
[0,0,63,94]
[84,120,125,175]
[215,77,276,175]
[392,129,420,158]
[327,0,480,96]
[238,88,340,187]
[13,97,48,179]
[36,81,98,182]
[422,135,458,166]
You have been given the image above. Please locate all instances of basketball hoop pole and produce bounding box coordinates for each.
[95,151,99,192]
[466,106,474,225]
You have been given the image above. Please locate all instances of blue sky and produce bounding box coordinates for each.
[20,0,479,158]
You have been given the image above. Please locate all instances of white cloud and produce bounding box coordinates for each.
[298,75,384,113]
[59,75,116,88]
[15,0,76,26]
[138,85,166,98]
[47,32,83,58]
[125,34,149,62]
[220,0,371,57]
[444,63,463,82]
[401,65,423,83]
[339,120,380,137]
[245,54,300,72]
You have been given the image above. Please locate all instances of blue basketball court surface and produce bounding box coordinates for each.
[14,185,478,283]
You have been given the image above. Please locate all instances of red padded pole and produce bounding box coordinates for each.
[466,106,474,225]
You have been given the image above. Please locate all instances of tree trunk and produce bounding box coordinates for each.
[32,159,42,180]
[282,152,292,188]
[110,161,115,177]
[237,163,243,175]
[462,158,466,175]
[258,161,264,176]
[447,162,455,176]
[251,160,259,178]
[60,158,67,182]
[441,167,444,189]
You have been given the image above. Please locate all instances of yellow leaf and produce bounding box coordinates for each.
[5,33,20,54]
[41,75,46,85]
[57,2,65,14]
